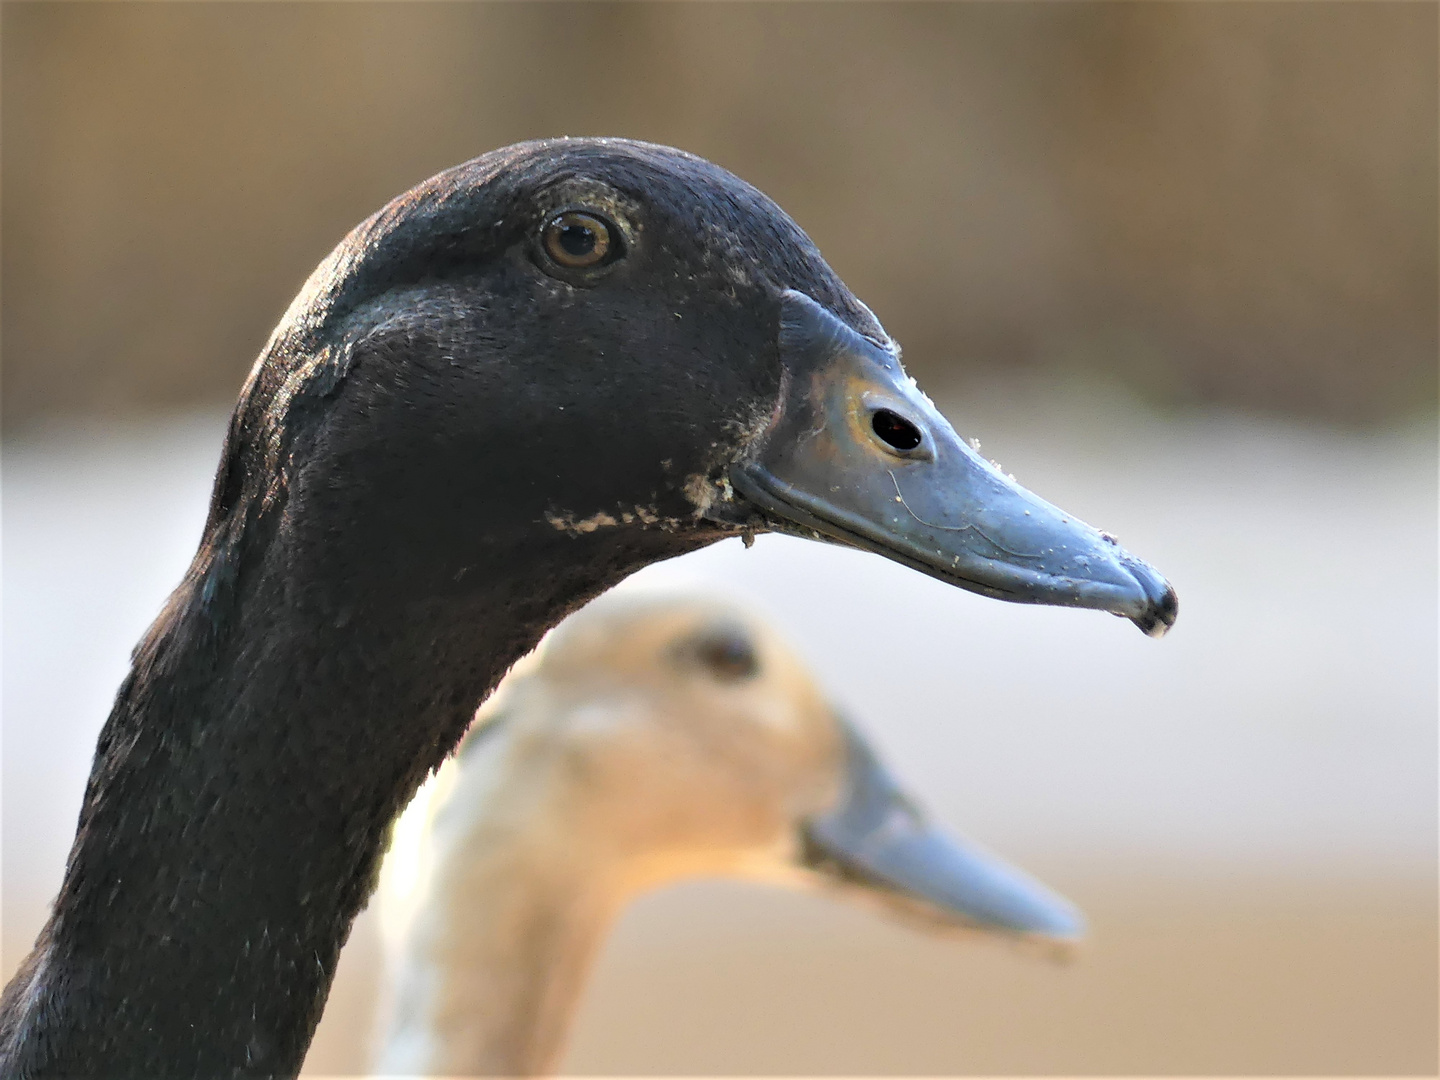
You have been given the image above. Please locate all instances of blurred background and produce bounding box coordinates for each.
[3,2,1435,1075]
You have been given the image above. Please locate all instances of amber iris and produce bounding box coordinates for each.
[543,211,613,268]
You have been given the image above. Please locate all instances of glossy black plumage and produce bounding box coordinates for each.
[0,137,1174,1079]
[0,139,900,1079]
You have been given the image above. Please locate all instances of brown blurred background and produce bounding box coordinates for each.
[3,4,1437,1077]
[3,1,1436,427]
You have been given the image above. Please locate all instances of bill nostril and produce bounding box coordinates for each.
[871,409,923,452]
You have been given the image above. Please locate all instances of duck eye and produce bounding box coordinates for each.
[543,211,615,269]
[871,408,923,452]
[691,629,760,682]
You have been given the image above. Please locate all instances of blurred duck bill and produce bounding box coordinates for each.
[731,290,1178,638]
[800,719,1085,944]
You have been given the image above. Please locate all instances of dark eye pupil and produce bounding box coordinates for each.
[543,211,614,269]
[558,224,595,258]
[695,631,759,681]
[872,409,923,451]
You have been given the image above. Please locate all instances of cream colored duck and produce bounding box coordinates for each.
[371,592,1082,1076]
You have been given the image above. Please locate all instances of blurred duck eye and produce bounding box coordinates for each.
[691,628,760,681]
[542,211,616,269]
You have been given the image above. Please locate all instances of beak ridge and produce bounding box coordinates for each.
[800,719,1085,943]
[731,291,1178,637]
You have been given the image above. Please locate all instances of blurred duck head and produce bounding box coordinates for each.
[395,590,1083,948]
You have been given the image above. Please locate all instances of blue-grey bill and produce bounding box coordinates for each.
[799,719,1085,943]
[730,291,1177,637]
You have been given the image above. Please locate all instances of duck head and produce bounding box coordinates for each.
[375,592,1080,1075]
[441,591,1082,944]
[234,137,1174,635]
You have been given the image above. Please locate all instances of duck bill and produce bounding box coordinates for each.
[730,291,1177,637]
[799,718,1084,943]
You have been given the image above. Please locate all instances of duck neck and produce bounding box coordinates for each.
[0,519,695,1079]
[374,765,621,1076]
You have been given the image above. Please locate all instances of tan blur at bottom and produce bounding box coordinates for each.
[308,874,1436,1076]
